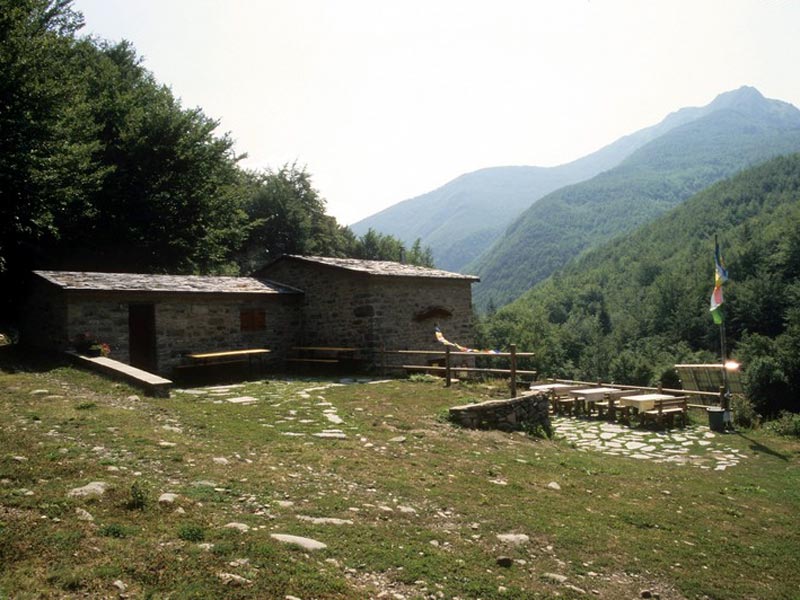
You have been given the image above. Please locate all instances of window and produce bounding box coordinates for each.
[240,308,266,332]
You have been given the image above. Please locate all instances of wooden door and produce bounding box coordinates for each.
[129,304,157,372]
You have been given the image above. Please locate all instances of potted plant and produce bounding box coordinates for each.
[73,333,111,357]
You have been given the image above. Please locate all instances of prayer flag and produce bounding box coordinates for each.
[710,237,727,324]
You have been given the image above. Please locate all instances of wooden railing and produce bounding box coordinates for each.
[381,344,535,397]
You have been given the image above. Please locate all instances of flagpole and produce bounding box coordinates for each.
[715,234,732,428]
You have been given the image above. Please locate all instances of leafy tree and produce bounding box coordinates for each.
[0,0,90,274]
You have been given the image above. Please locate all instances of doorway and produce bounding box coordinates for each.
[129,303,157,372]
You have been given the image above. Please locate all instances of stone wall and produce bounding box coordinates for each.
[259,261,476,368]
[24,284,301,375]
[448,393,551,435]
[154,296,300,373]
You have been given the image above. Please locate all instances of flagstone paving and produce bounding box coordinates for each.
[551,416,748,470]
[174,381,748,471]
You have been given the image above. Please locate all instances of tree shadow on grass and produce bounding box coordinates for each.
[734,431,790,461]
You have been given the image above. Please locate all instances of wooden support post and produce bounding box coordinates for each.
[445,346,451,387]
[510,344,517,397]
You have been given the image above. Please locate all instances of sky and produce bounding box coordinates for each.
[72,0,800,225]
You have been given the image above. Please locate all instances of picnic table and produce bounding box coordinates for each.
[186,348,271,375]
[618,393,676,413]
[569,386,627,417]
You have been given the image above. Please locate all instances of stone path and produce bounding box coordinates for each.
[552,416,748,470]
[174,378,393,442]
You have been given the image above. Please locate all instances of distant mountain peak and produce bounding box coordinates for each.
[710,85,765,108]
[706,86,800,122]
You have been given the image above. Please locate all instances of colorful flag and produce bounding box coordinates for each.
[709,237,727,324]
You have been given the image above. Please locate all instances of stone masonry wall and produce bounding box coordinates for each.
[26,288,300,376]
[155,296,300,374]
[259,261,476,368]
[448,393,551,434]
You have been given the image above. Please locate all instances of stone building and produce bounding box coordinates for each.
[254,255,479,366]
[24,271,302,374]
[23,256,479,375]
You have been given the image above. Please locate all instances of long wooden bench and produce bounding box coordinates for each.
[177,348,271,378]
[286,346,358,369]
[641,396,688,428]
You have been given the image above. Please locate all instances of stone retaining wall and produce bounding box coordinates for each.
[448,393,551,435]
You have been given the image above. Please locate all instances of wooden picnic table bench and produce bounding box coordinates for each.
[179,348,271,376]
[640,396,689,428]
[286,346,359,367]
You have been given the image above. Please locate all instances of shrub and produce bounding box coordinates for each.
[99,523,127,538]
[126,481,148,510]
[731,394,760,429]
[177,524,205,542]
[743,356,790,417]
[767,411,800,437]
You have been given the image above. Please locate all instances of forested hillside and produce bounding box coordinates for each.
[480,153,800,416]
[0,0,430,322]
[351,96,719,272]
[472,87,800,309]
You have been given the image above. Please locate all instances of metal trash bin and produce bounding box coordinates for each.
[707,406,725,432]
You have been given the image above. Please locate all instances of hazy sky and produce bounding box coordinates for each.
[73,0,800,225]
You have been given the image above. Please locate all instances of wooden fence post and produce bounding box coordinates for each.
[510,343,517,397]
[445,346,451,387]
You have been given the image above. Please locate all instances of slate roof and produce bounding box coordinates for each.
[33,271,301,295]
[270,255,480,281]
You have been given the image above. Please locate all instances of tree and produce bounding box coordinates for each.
[0,0,90,274]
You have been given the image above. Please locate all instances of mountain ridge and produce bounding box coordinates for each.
[470,87,800,309]
[349,91,725,271]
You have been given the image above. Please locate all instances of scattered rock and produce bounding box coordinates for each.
[126,395,140,402]
[68,481,108,498]
[218,572,251,585]
[297,515,353,525]
[224,522,250,532]
[30,389,49,395]
[547,481,561,491]
[158,441,177,448]
[12,456,28,462]
[542,572,568,584]
[213,457,230,465]
[324,412,344,424]
[228,558,250,567]
[389,436,407,443]
[113,579,127,592]
[228,396,258,405]
[158,493,179,505]
[75,507,94,521]
[397,506,417,514]
[285,596,303,600]
[270,533,327,551]
[198,543,214,551]
[496,556,513,568]
[312,431,347,439]
[496,533,530,546]
[565,584,587,594]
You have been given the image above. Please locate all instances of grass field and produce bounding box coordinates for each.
[1,349,799,599]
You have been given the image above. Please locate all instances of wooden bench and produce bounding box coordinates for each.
[287,346,359,369]
[641,396,688,428]
[180,348,271,377]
